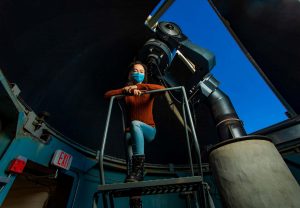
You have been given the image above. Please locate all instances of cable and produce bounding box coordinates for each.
[151,61,182,104]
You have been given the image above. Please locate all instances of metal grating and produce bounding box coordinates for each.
[98,176,202,198]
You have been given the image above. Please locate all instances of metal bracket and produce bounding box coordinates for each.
[10,83,21,97]
[197,73,220,97]
[0,174,11,192]
[23,111,51,142]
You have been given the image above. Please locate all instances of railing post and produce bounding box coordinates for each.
[182,96,195,176]
[181,86,206,208]
[181,87,203,176]
[99,96,116,185]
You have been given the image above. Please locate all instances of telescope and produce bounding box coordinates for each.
[139,21,246,141]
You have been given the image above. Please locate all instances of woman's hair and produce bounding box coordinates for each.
[127,60,148,84]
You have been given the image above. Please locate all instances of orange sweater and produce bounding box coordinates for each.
[104,83,165,127]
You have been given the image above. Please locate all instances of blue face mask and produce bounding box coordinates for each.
[131,72,145,83]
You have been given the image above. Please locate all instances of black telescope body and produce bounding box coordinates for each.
[139,21,246,141]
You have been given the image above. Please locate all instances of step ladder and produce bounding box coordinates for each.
[96,87,207,208]
[97,176,202,207]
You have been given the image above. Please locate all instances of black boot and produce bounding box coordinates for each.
[130,196,142,208]
[125,156,132,183]
[126,155,145,182]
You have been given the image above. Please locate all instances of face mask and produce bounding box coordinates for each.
[131,72,144,83]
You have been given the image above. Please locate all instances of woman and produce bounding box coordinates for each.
[104,61,165,182]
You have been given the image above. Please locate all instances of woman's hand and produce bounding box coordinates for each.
[132,89,142,96]
[123,85,144,96]
[123,85,137,93]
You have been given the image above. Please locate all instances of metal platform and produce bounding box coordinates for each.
[98,176,202,198]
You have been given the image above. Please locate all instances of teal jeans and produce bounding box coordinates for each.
[125,120,156,155]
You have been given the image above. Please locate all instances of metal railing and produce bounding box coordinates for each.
[97,86,204,185]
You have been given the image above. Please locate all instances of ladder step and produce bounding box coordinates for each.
[97,176,202,197]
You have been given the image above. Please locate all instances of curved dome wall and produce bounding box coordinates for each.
[0,0,221,164]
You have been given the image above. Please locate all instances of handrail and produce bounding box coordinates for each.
[98,86,204,185]
[182,95,194,176]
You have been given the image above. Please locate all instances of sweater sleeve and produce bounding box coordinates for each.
[141,84,165,90]
[104,88,124,99]
[137,84,165,97]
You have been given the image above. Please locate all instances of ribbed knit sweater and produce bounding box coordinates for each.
[104,83,165,128]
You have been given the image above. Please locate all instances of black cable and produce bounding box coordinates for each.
[151,61,183,104]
